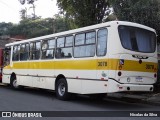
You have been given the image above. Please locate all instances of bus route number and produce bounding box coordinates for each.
[98,62,107,67]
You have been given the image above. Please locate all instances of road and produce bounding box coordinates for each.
[0,84,159,120]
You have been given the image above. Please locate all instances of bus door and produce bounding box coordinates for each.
[3,47,11,68]
[2,47,11,83]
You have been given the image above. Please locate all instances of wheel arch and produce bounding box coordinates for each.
[55,74,71,100]
[55,74,67,88]
[10,72,16,84]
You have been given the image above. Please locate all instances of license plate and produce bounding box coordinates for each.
[136,76,143,82]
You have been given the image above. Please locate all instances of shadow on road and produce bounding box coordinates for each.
[0,84,157,111]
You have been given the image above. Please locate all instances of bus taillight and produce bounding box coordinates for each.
[118,71,122,76]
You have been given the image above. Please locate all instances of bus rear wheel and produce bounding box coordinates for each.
[55,78,70,100]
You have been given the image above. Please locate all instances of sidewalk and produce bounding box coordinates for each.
[107,92,160,106]
[145,93,160,105]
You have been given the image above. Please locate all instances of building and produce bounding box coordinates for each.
[0,35,25,48]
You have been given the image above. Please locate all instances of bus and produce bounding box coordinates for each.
[2,21,158,100]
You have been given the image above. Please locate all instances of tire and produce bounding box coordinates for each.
[10,75,20,89]
[55,78,70,100]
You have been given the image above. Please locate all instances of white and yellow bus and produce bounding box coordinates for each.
[2,21,158,100]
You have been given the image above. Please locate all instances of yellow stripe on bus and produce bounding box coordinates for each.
[4,59,157,73]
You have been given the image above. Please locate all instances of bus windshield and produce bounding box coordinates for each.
[118,26,156,53]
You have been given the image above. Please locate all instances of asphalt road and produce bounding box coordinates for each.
[0,84,159,120]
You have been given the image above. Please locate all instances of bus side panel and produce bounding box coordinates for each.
[2,74,10,84]
[67,79,82,94]
[16,69,55,90]
[81,80,108,94]
[17,75,32,87]
[45,77,55,90]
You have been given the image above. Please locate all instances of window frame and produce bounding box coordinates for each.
[118,25,156,53]
[20,43,29,61]
[96,28,108,57]
[29,41,41,60]
[74,30,96,58]
[12,45,20,61]
[55,35,74,59]
[41,38,55,60]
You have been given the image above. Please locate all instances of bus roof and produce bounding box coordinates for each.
[5,21,156,47]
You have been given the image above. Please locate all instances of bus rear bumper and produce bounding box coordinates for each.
[108,80,153,93]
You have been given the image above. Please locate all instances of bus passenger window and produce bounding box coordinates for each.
[13,45,20,61]
[20,43,29,61]
[30,42,40,60]
[66,36,73,47]
[56,36,73,59]
[42,39,55,59]
[74,31,96,58]
[86,32,96,44]
[75,33,85,45]
[97,28,108,56]
[30,43,35,60]
[57,37,65,48]
[64,36,73,58]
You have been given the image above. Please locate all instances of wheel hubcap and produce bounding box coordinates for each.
[58,83,65,96]
[13,79,18,88]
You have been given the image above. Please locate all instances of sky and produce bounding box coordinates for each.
[0,0,59,23]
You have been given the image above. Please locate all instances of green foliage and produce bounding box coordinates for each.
[0,22,13,36]
[57,0,110,28]
[112,0,160,42]
[0,15,70,39]
[53,14,70,33]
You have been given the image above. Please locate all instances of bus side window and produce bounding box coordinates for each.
[97,28,108,56]
[41,39,55,59]
[56,37,65,58]
[35,42,41,60]
[20,43,29,61]
[12,45,20,61]
[30,43,35,60]
[55,36,73,59]
[74,31,96,58]
[64,36,73,58]
[30,42,40,60]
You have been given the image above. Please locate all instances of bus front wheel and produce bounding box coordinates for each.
[10,75,20,89]
[55,78,70,100]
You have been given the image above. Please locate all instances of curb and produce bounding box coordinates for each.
[107,93,160,106]
[143,93,160,106]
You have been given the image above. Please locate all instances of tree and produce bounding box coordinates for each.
[6,15,70,38]
[19,0,37,19]
[19,8,27,20]
[57,0,111,28]
[0,22,13,36]
[112,0,160,43]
